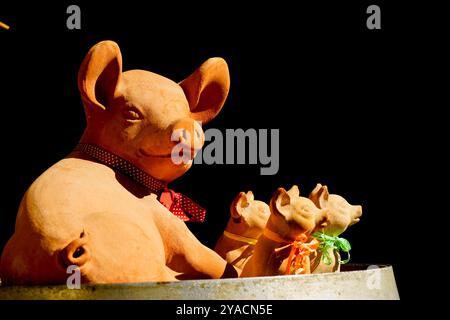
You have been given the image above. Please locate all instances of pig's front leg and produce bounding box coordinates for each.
[171,242,238,280]
[161,220,238,279]
[146,198,239,280]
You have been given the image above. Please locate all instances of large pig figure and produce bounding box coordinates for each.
[0,41,236,284]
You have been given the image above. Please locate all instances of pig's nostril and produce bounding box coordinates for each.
[73,247,84,259]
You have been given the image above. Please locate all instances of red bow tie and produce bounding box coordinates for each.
[75,143,206,222]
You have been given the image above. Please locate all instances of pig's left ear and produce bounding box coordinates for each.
[179,58,230,124]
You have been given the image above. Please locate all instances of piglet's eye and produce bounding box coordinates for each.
[123,107,142,120]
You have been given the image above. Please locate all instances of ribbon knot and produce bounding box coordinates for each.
[312,232,352,265]
[158,187,206,222]
[274,233,319,275]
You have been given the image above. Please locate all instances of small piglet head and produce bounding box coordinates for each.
[269,186,328,240]
[309,183,363,237]
[78,41,230,182]
[229,191,270,239]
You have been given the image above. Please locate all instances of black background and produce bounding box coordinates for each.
[0,1,442,301]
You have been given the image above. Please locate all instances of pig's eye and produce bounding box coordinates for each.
[123,107,142,121]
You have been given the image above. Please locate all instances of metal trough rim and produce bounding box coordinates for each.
[0,264,399,300]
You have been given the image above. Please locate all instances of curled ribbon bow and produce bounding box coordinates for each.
[312,232,352,265]
[274,233,319,275]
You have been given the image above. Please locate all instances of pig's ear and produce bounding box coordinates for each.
[78,41,122,111]
[270,188,292,219]
[287,185,300,198]
[179,58,230,124]
[309,183,328,208]
[245,191,255,202]
[230,191,250,221]
[309,183,322,205]
[318,186,330,208]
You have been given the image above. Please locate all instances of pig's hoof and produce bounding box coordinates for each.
[61,231,91,268]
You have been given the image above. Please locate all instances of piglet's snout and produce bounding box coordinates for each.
[353,205,363,219]
[171,118,205,156]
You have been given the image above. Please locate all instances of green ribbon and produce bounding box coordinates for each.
[312,232,352,265]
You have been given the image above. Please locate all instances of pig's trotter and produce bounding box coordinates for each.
[61,231,91,268]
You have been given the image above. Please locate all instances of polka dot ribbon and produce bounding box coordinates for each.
[75,143,206,222]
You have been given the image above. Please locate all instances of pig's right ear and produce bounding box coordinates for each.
[78,41,122,111]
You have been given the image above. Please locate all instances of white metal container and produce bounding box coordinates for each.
[0,264,399,300]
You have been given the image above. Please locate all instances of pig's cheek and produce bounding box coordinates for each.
[120,123,143,145]
[252,215,268,231]
[134,125,173,154]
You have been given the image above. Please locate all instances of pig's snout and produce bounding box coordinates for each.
[171,118,204,155]
[351,205,363,224]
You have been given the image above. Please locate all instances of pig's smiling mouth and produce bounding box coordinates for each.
[138,144,202,161]
[138,148,172,158]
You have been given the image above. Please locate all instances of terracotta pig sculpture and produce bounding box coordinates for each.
[241,186,329,277]
[214,191,270,273]
[0,41,237,284]
[308,183,363,273]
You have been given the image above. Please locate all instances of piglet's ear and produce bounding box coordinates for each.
[230,191,252,220]
[179,58,230,124]
[270,188,292,219]
[78,41,122,111]
[309,183,329,208]
[318,186,330,208]
[287,185,300,198]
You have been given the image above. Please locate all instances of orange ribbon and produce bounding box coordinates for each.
[274,233,319,275]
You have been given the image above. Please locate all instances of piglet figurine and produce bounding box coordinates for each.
[214,191,270,273]
[241,186,328,277]
[0,41,236,284]
[309,183,363,273]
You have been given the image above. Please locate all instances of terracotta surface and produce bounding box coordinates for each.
[240,184,363,277]
[214,191,270,273]
[309,183,362,236]
[241,186,328,277]
[0,41,235,284]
